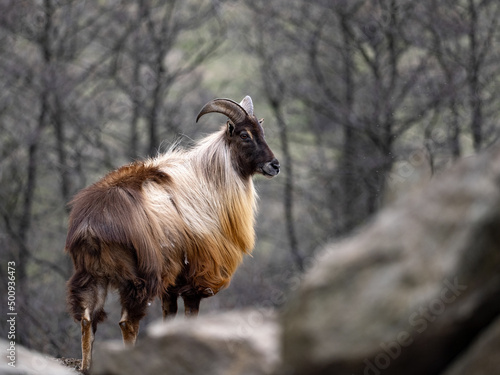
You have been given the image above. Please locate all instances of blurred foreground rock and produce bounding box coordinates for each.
[282,145,500,374]
[91,309,279,375]
[0,339,78,375]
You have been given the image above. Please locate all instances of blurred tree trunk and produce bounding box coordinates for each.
[465,0,500,151]
[143,0,175,156]
[268,98,303,272]
[15,0,54,347]
[426,10,463,160]
[54,98,72,205]
[467,0,483,151]
[253,22,304,271]
[364,0,399,215]
[338,8,364,233]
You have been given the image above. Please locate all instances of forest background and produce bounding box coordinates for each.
[1,0,500,359]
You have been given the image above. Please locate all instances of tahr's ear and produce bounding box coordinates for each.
[259,118,264,125]
[227,121,235,136]
[240,96,254,116]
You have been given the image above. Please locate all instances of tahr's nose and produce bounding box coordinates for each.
[270,158,280,174]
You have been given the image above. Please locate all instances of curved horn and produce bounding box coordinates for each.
[196,98,248,124]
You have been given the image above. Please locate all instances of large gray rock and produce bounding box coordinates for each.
[282,145,500,375]
[91,309,279,375]
[0,339,78,375]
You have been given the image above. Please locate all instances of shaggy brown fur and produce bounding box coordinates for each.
[65,96,279,373]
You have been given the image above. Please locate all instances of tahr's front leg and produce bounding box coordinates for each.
[182,294,201,317]
[161,292,178,319]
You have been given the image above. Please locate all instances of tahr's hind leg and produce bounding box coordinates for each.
[67,275,108,374]
[118,282,149,347]
[80,308,93,373]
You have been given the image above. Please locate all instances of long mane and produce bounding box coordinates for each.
[147,127,257,293]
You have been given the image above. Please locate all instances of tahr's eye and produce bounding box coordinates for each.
[240,133,249,140]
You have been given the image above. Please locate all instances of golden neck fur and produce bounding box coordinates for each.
[146,127,257,293]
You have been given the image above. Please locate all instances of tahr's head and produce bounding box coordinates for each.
[196,96,280,179]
